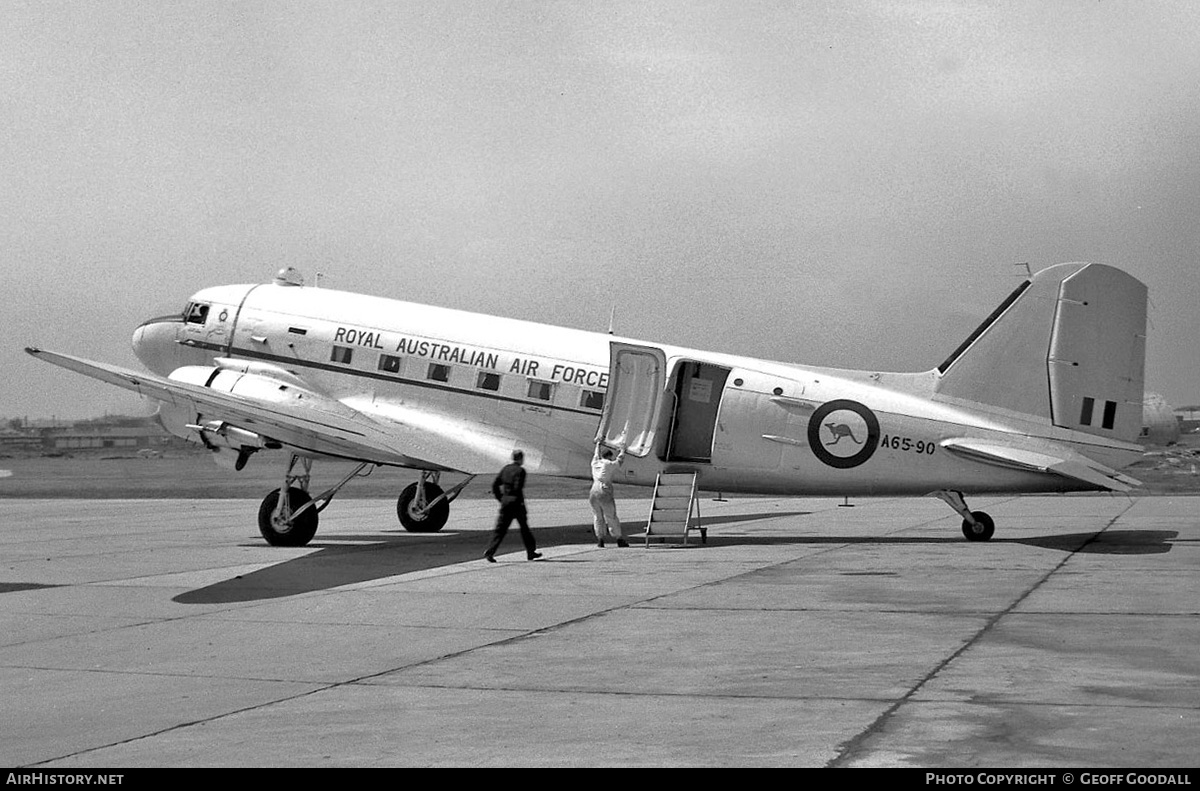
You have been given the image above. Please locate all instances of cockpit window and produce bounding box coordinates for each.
[184,302,210,325]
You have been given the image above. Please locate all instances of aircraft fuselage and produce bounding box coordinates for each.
[131,277,1143,499]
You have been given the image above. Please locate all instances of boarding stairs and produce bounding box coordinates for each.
[640,471,706,546]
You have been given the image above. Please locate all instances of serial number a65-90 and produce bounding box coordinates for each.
[881,435,937,455]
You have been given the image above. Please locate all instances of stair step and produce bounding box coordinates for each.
[644,471,701,545]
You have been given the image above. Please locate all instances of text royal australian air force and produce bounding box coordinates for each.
[330,325,609,387]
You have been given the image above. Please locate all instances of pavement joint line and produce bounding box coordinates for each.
[19,610,582,765]
[826,497,1138,768]
[16,533,816,764]
[16,492,1142,763]
[312,518,914,680]
[620,495,1026,606]
[20,685,332,769]
[35,589,685,767]
[342,682,1200,712]
[9,494,1184,766]
[311,496,1043,692]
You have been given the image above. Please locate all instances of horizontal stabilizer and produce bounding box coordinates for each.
[941,438,1141,492]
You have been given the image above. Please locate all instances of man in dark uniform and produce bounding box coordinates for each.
[485,449,542,562]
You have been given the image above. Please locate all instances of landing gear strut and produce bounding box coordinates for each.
[257,455,375,546]
[396,470,475,533]
[933,490,995,542]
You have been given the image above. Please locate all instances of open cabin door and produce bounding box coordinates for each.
[595,342,668,457]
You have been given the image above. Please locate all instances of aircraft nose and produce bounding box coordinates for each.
[132,315,182,376]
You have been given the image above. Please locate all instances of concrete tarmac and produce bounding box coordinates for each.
[1,493,1197,767]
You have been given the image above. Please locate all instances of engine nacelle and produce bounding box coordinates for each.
[157,364,356,468]
[168,364,354,416]
[154,402,266,471]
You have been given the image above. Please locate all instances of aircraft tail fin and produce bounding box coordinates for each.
[934,263,1147,443]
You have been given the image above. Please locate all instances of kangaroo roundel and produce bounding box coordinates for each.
[808,400,880,469]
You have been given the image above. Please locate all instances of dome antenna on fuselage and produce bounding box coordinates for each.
[273,267,305,287]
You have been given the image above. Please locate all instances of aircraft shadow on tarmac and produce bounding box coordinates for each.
[171,514,1177,604]
[172,510,811,604]
[0,582,61,595]
[1018,529,1179,554]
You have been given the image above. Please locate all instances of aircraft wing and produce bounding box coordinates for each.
[941,437,1141,492]
[25,348,474,469]
[342,396,585,476]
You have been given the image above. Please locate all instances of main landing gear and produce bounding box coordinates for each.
[396,470,475,533]
[257,455,375,546]
[933,490,996,542]
[256,459,476,546]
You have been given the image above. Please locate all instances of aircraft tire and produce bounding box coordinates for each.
[397,482,450,532]
[961,510,995,542]
[258,487,319,547]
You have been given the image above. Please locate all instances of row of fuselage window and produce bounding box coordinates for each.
[329,345,605,411]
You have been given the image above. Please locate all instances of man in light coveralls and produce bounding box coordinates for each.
[590,442,628,548]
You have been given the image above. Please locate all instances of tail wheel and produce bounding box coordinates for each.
[258,487,319,546]
[961,510,995,542]
[397,481,450,532]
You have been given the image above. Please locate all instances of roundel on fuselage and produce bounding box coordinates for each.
[807,399,880,469]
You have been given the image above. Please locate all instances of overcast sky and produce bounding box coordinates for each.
[4,0,1198,420]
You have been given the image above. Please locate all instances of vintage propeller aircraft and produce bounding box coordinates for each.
[27,261,1147,546]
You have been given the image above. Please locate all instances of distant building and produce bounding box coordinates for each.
[0,431,43,453]
[1177,406,1200,435]
[46,425,170,451]
[0,415,178,454]
[1142,393,1181,445]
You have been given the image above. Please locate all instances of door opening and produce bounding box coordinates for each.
[665,361,731,463]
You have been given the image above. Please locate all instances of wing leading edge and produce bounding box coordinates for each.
[25,348,473,470]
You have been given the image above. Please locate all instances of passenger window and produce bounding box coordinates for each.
[527,380,554,401]
[331,346,353,364]
[378,354,402,373]
[184,302,210,325]
[427,363,451,383]
[580,390,604,410]
[476,372,501,391]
